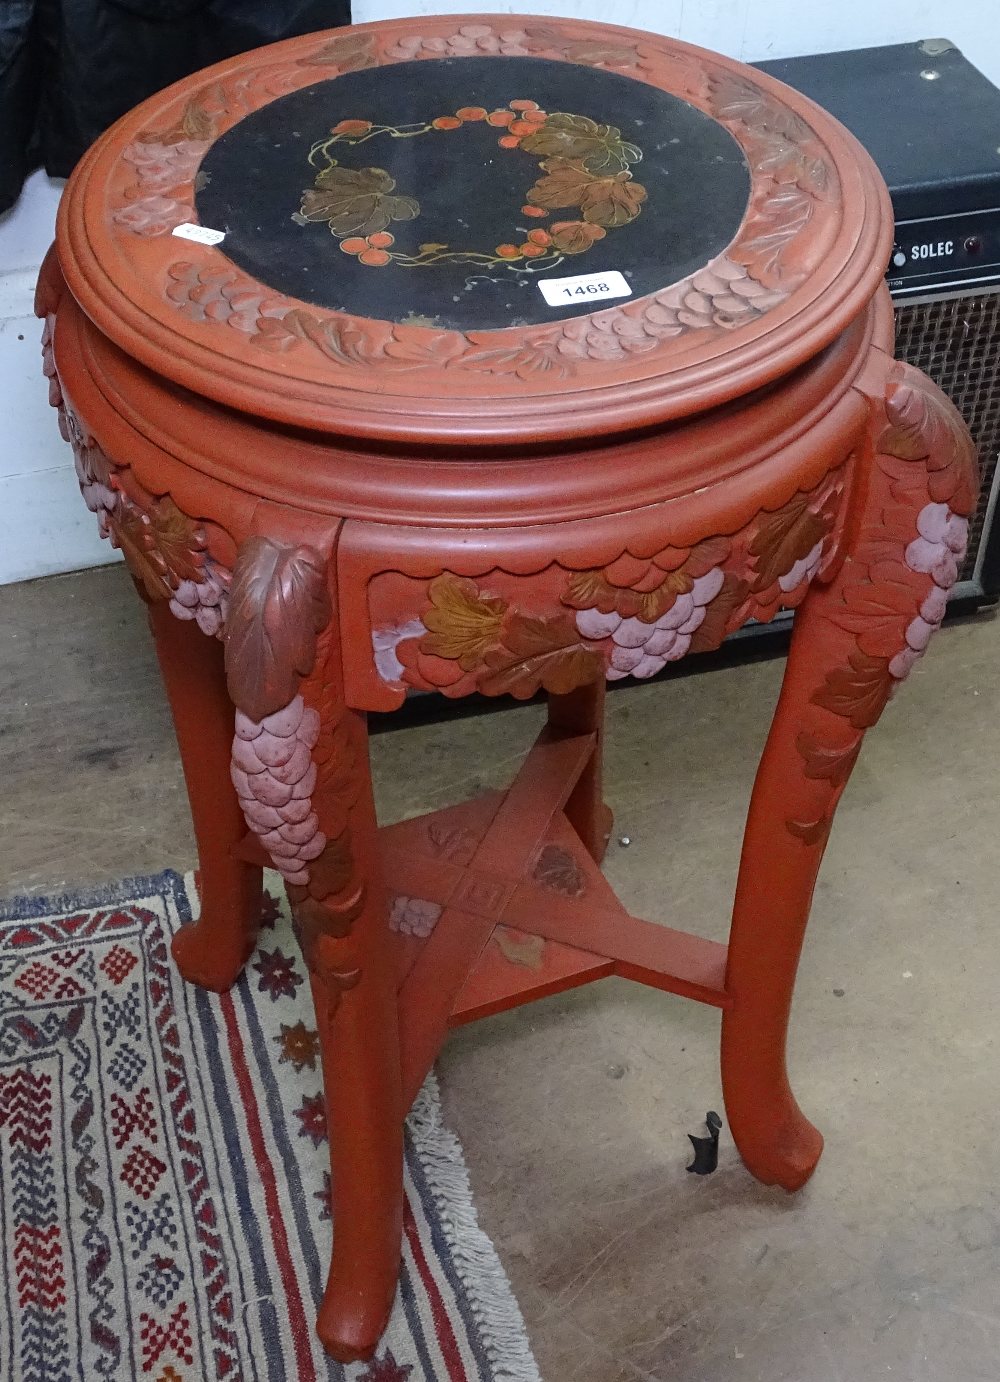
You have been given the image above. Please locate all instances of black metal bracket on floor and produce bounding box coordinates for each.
[687,1111,722,1175]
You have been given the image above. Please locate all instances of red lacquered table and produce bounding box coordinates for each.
[39,14,977,1362]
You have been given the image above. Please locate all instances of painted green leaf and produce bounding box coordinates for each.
[300,165,419,237]
[579,173,647,227]
[519,112,640,173]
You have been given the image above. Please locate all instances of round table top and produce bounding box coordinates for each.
[58,14,892,447]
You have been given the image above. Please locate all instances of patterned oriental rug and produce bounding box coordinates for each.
[0,871,541,1382]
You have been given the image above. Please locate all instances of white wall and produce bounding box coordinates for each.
[2,0,998,585]
[0,170,122,584]
[354,0,1000,80]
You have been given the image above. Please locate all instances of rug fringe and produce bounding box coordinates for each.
[409,1076,544,1382]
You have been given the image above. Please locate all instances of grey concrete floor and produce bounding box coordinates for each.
[3,563,1000,1381]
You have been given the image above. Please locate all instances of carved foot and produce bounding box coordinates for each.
[721,1053,824,1191]
[316,1272,397,1364]
[171,918,256,993]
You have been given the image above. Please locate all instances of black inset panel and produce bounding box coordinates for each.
[197,57,750,331]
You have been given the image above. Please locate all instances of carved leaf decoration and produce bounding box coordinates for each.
[685,535,731,578]
[709,73,775,126]
[796,731,863,787]
[609,540,730,618]
[564,538,732,622]
[752,135,830,197]
[564,39,642,68]
[178,100,214,141]
[687,574,749,654]
[277,308,387,367]
[879,368,979,514]
[479,613,604,699]
[811,649,894,730]
[420,576,507,669]
[84,442,118,493]
[382,327,468,366]
[249,312,308,354]
[712,72,812,145]
[144,94,216,144]
[302,836,355,907]
[879,379,934,461]
[427,822,479,864]
[493,928,545,970]
[938,417,980,516]
[828,578,918,658]
[563,568,618,612]
[749,489,831,592]
[299,31,376,70]
[730,189,812,283]
[533,844,586,897]
[313,715,359,822]
[147,496,207,584]
[108,499,173,602]
[224,537,330,722]
[519,114,640,172]
[640,578,690,621]
[521,26,643,68]
[300,166,419,238]
[458,333,570,380]
[793,155,830,198]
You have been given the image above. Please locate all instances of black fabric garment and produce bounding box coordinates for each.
[0,0,351,213]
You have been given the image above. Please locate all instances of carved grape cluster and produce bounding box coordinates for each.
[575,568,726,679]
[556,258,786,365]
[62,408,118,532]
[384,22,644,70]
[389,896,443,938]
[112,138,209,237]
[231,695,325,887]
[386,25,535,60]
[890,502,969,680]
[166,262,288,333]
[169,562,230,638]
[122,139,208,193]
[113,195,191,237]
[40,319,63,409]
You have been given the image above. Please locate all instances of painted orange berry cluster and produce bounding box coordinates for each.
[485,98,550,149]
[338,231,396,266]
[298,100,646,270]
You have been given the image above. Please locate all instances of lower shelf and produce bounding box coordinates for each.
[237,724,730,1109]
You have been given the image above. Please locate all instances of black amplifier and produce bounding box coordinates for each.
[757,38,1000,606]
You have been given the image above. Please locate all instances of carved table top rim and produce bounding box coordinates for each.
[55,286,884,536]
[56,13,893,447]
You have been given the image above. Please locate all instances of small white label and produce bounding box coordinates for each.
[538,270,632,307]
[171,222,226,246]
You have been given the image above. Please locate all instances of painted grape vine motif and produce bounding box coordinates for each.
[294,99,647,270]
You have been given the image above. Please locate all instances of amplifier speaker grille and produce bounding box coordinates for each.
[894,290,1000,584]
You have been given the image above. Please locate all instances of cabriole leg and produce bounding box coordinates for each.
[224,535,403,1361]
[148,599,263,991]
[723,360,978,1190]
